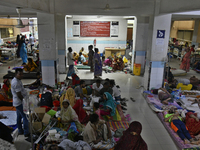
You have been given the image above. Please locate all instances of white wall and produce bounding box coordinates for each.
[66,16,127,53]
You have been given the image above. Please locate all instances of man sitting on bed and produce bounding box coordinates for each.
[164,108,198,144]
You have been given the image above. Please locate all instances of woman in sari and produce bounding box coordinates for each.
[24,58,37,72]
[115,121,147,150]
[60,99,84,132]
[20,36,27,65]
[88,45,94,72]
[73,99,89,124]
[180,47,191,72]
[104,57,112,66]
[2,79,12,98]
[185,112,200,138]
[60,88,76,108]
[100,92,116,117]
[93,48,102,78]
[73,52,79,61]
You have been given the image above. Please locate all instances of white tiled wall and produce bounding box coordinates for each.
[41,66,56,87]
[58,55,66,73]
[149,67,164,89]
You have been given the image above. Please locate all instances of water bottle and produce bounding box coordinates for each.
[179,87,182,97]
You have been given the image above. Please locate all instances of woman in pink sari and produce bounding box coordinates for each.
[180,47,191,72]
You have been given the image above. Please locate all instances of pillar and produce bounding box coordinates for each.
[143,14,172,90]
[37,12,58,87]
[135,16,149,74]
[192,19,199,47]
[56,15,66,74]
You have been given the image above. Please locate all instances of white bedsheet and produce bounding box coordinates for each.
[181,97,200,118]
[0,111,16,126]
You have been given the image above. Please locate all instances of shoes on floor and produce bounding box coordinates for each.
[121,106,127,110]
[130,97,136,102]
[121,102,127,107]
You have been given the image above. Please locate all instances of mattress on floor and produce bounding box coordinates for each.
[0,106,16,111]
[0,111,17,126]
[157,113,200,150]
[108,120,129,130]
[144,92,183,112]
[171,69,187,76]
[3,72,38,79]
[75,65,90,69]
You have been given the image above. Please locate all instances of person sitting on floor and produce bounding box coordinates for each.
[153,88,173,105]
[100,92,116,117]
[24,58,37,72]
[99,82,113,97]
[164,108,198,144]
[2,79,12,98]
[92,79,103,96]
[78,52,87,65]
[114,121,148,150]
[74,80,89,100]
[109,80,121,102]
[113,57,124,72]
[73,52,79,61]
[71,73,80,86]
[60,99,84,132]
[73,99,89,124]
[83,113,112,145]
[104,57,112,67]
[24,72,41,89]
[60,88,76,108]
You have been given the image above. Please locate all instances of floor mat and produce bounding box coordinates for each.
[108,120,129,130]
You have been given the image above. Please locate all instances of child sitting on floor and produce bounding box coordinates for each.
[164,108,198,144]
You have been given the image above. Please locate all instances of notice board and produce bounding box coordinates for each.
[80,21,110,37]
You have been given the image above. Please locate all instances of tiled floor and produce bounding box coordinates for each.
[1,57,199,150]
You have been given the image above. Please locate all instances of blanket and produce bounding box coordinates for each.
[0,111,17,126]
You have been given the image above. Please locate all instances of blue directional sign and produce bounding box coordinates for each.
[157,30,165,38]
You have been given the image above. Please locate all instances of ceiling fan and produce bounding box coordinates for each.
[0,7,37,28]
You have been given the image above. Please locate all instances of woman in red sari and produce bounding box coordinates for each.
[185,112,200,138]
[115,121,147,150]
[180,47,191,72]
[73,99,89,124]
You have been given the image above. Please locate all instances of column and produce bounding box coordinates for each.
[37,12,58,87]
[192,19,200,47]
[143,14,172,90]
[56,15,66,74]
[135,16,149,74]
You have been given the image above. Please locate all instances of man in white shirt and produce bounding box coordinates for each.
[29,34,34,50]
[11,68,29,137]
[110,80,121,102]
[66,47,75,79]
[92,79,103,96]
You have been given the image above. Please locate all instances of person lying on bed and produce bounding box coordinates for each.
[83,113,112,145]
[164,108,198,144]
[185,111,200,138]
[153,88,174,105]
[24,72,41,89]
[170,76,199,90]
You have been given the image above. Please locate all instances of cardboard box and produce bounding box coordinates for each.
[32,122,43,133]
[34,107,46,121]
[42,113,51,125]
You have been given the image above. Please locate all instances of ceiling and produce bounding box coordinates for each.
[0,0,200,21]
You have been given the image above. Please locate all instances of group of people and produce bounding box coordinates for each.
[50,77,147,149]
[67,45,125,79]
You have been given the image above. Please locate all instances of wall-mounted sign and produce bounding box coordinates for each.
[157,30,165,38]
